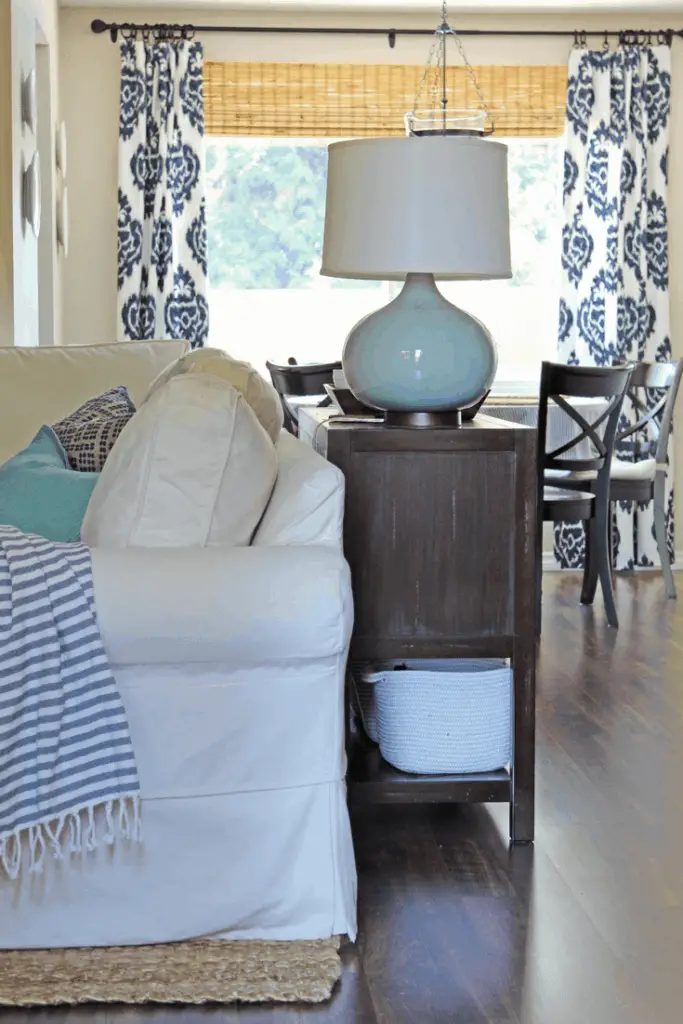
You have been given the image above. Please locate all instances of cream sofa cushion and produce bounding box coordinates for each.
[145,347,284,443]
[0,341,189,466]
[254,431,345,548]
[81,374,278,548]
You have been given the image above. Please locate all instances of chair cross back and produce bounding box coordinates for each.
[548,394,619,466]
[615,360,683,465]
[538,362,635,477]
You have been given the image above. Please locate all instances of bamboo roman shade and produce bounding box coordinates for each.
[204,61,567,139]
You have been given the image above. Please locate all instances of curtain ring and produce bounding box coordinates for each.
[182,25,195,41]
[580,30,588,48]
[603,31,610,51]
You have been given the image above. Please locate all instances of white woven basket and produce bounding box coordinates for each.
[353,660,512,775]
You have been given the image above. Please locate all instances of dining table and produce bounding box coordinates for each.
[297,393,608,459]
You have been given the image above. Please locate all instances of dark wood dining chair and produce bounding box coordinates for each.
[599,359,682,598]
[536,361,634,633]
[265,359,342,437]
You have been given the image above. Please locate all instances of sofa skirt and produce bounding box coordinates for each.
[0,783,356,948]
[0,658,357,947]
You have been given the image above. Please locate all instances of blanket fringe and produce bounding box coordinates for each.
[0,796,141,881]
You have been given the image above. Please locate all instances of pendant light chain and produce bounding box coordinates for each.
[411,29,442,120]
[449,30,493,129]
[410,1,494,135]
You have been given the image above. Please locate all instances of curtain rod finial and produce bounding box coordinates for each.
[91,19,107,34]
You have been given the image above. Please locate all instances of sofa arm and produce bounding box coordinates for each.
[252,431,344,548]
[91,545,353,668]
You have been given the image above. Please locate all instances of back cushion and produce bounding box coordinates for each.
[253,430,345,548]
[81,374,278,548]
[0,341,189,466]
[145,347,284,443]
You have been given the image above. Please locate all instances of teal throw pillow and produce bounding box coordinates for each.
[0,426,99,543]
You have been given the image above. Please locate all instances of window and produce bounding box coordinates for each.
[206,135,562,384]
[441,137,563,384]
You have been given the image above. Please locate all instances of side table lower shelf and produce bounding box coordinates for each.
[347,727,512,807]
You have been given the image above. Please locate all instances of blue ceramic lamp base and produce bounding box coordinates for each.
[342,273,497,427]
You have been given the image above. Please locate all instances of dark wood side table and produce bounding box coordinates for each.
[314,414,537,844]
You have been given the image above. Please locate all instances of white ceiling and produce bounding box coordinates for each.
[60,0,683,11]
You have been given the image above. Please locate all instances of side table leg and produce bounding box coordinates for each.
[510,636,535,844]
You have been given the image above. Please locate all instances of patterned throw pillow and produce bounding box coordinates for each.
[52,386,136,473]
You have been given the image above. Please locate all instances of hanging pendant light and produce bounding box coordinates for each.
[405,1,494,138]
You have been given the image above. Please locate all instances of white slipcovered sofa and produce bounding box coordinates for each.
[0,341,357,947]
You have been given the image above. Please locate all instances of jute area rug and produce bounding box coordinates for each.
[0,938,342,1006]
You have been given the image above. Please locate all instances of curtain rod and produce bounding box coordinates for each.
[90,19,680,49]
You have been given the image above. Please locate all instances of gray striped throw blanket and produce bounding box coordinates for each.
[0,526,140,879]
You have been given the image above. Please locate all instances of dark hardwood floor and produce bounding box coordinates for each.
[3,573,683,1024]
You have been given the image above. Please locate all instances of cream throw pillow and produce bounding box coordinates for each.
[81,374,278,548]
[144,348,284,443]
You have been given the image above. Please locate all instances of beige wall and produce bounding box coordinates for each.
[59,7,683,540]
[0,2,13,345]
[0,0,60,348]
[11,1,40,349]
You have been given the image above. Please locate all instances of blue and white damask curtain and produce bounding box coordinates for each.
[117,39,208,348]
[556,44,673,570]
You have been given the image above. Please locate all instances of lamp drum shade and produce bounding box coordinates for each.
[321,137,511,281]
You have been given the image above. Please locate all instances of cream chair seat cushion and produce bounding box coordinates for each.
[82,374,278,548]
[544,467,598,483]
[545,458,657,486]
[145,347,284,443]
[610,457,657,481]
